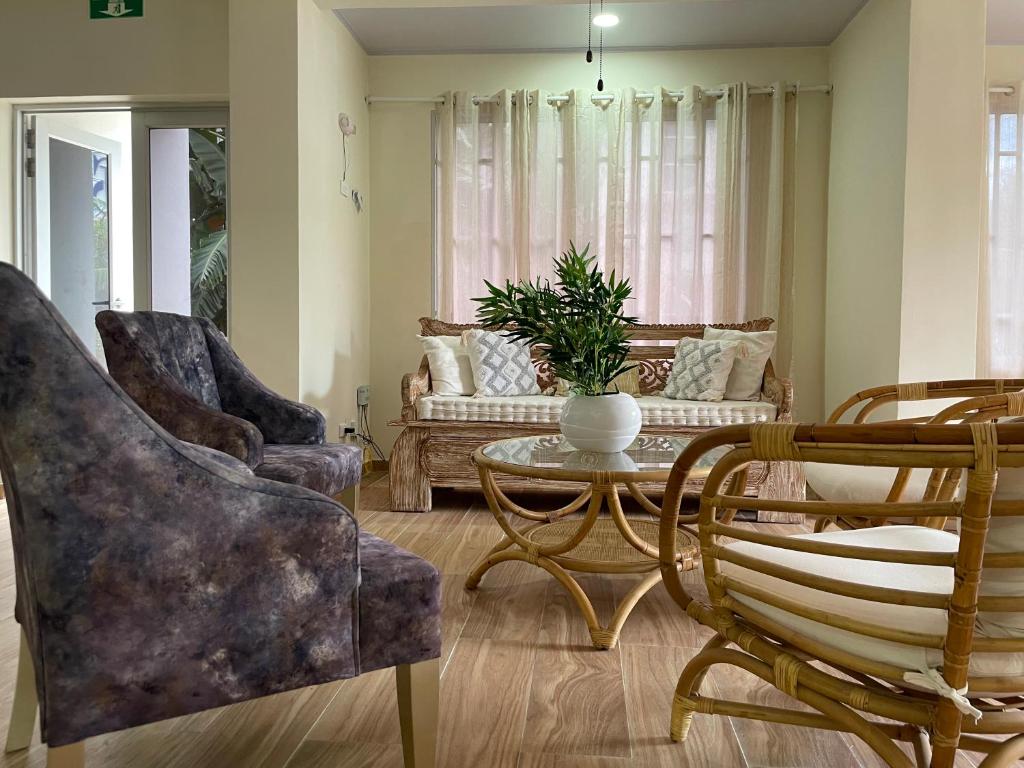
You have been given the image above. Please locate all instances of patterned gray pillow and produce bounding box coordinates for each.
[466,329,542,397]
[662,338,740,402]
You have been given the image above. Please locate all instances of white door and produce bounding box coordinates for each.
[28,115,125,360]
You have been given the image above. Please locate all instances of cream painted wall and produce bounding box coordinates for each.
[368,47,833,453]
[0,0,228,271]
[898,0,986,388]
[825,0,910,417]
[0,0,228,101]
[228,0,301,399]
[988,46,1024,82]
[297,0,371,437]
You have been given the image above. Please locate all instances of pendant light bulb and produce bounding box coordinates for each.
[593,13,619,27]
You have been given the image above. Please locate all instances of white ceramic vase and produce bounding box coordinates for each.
[558,392,642,453]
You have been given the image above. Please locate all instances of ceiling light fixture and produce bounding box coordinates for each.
[593,13,619,27]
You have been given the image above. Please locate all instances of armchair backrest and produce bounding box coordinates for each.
[97,310,223,410]
[0,264,358,745]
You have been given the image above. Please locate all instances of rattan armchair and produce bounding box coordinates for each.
[659,420,1024,768]
[811,381,1024,532]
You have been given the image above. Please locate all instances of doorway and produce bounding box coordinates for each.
[19,105,230,362]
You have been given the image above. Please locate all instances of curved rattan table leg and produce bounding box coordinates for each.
[601,568,665,649]
[464,549,603,638]
[978,735,1024,767]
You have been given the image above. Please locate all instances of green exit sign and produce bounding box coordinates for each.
[90,0,143,19]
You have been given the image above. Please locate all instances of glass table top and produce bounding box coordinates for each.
[480,434,728,477]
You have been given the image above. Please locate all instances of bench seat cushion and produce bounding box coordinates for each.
[416,394,776,427]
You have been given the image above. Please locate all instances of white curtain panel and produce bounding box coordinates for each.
[436,84,795,372]
[980,84,1024,378]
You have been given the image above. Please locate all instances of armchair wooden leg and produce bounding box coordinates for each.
[396,658,439,768]
[6,629,38,753]
[47,742,84,768]
[337,483,360,516]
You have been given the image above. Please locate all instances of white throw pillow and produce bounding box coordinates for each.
[662,338,740,402]
[703,328,777,401]
[418,335,475,396]
[465,329,542,397]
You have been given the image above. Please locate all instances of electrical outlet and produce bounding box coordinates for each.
[356,385,370,406]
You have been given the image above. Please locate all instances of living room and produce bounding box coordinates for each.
[0,1,1023,766]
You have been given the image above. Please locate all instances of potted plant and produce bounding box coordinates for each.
[474,243,643,453]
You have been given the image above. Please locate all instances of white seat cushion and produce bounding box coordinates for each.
[722,526,1024,680]
[416,394,777,426]
[805,463,932,503]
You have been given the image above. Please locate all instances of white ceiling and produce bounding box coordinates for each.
[988,0,1024,45]
[335,0,870,55]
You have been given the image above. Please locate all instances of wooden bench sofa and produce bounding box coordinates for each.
[388,317,801,517]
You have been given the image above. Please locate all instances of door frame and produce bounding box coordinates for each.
[13,101,229,312]
[25,114,122,304]
[130,108,229,314]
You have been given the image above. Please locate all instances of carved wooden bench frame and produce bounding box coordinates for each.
[388,317,801,517]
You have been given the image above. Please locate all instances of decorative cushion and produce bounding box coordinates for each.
[721,526,1024,681]
[804,463,931,503]
[418,335,475,396]
[416,393,776,426]
[254,443,363,498]
[703,328,777,401]
[662,338,740,402]
[465,329,542,397]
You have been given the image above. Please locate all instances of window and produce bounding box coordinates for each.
[982,93,1024,377]
[432,95,718,324]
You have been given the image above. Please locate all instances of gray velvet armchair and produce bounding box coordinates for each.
[0,263,441,768]
[95,308,362,510]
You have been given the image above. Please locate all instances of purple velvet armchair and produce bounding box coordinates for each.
[95,309,362,510]
[0,263,441,767]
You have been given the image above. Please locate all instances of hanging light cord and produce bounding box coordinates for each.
[586,0,593,63]
[597,0,604,91]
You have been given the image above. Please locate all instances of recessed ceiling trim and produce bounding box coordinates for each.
[336,1,871,56]
[361,41,835,57]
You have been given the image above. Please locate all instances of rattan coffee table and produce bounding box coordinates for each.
[465,434,725,649]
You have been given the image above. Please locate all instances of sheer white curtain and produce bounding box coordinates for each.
[436,84,795,370]
[980,84,1024,377]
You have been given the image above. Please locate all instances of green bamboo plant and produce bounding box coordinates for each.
[474,243,638,397]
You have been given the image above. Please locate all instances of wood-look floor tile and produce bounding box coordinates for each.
[284,740,404,768]
[305,668,400,745]
[623,644,747,768]
[521,575,629,759]
[437,637,537,768]
[706,661,860,768]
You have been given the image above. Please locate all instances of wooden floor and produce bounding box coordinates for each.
[0,475,997,767]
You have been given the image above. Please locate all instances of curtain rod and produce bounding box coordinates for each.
[369,84,1018,106]
[367,84,833,105]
